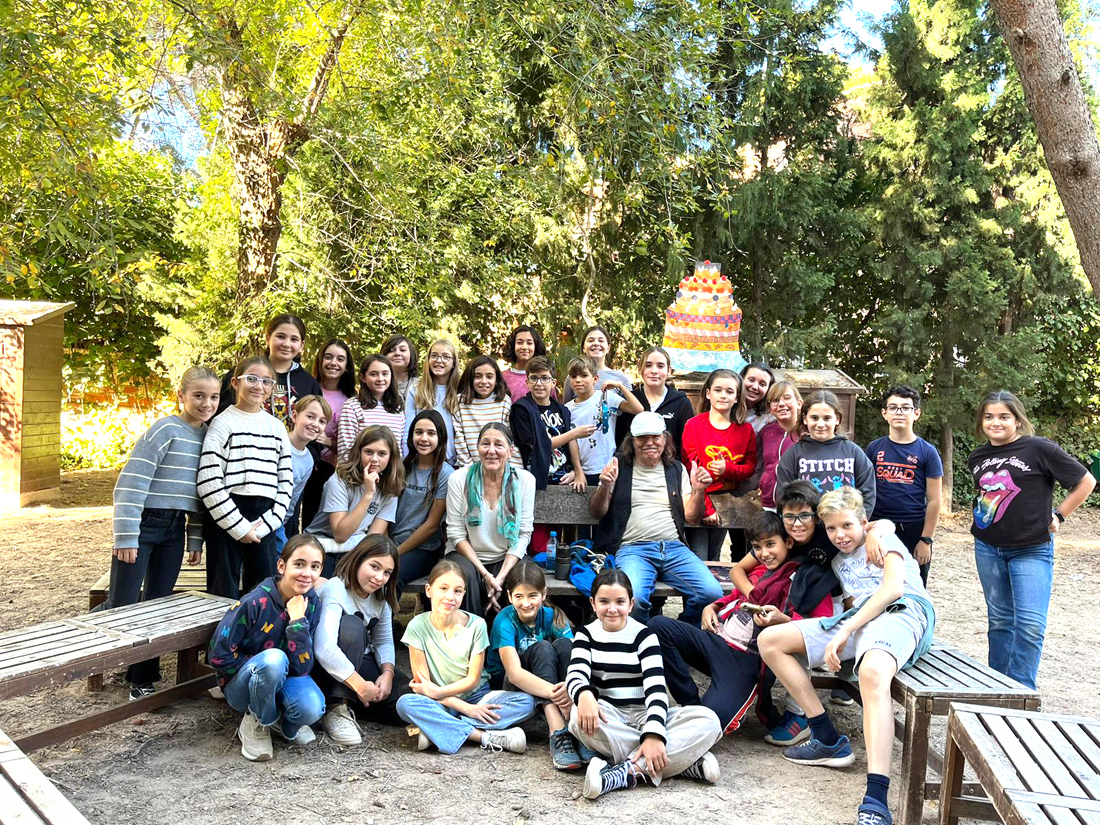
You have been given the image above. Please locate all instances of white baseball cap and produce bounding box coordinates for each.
[630,411,667,437]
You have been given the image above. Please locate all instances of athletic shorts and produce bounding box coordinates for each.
[794,602,929,673]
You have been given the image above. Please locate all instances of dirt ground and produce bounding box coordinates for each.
[2,469,1098,825]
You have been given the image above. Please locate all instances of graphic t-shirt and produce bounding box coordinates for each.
[566,391,623,475]
[831,533,926,607]
[305,474,398,543]
[967,436,1087,548]
[538,403,572,484]
[487,605,573,678]
[865,436,944,523]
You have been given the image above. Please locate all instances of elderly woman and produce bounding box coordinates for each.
[445,422,536,617]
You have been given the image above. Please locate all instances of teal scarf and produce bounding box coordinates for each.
[465,462,520,548]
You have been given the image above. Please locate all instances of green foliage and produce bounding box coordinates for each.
[61,402,173,469]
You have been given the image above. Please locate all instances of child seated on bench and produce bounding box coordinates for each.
[650,510,830,736]
[208,534,327,762]
[758,488,935,825]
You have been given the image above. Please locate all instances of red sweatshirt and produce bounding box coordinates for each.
[681,413,757,516]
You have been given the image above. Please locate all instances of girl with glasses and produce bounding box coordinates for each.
[404,339,462,466]
[199,356,295,599]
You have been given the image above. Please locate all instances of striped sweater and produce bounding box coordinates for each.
[453,396,521,467]
[566,617,669,742]
[197,406,293,541]
[113,415,206,555]
[336,397,406,462]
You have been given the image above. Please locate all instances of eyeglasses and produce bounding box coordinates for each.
[781,512,814,524]
[885,405,915,414]
[429,354,454,363]
[528,376,554,384]
[240,375,276,389]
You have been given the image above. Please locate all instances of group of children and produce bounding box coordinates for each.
[108,313,1094,823]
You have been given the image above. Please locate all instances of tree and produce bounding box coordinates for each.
[989,0,1100,295]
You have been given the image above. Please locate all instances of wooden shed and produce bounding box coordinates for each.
[0,301,75,508]
[674,367,866,437]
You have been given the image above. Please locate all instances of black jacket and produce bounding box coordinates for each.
[615,384,696,457]
[592,455,688,555]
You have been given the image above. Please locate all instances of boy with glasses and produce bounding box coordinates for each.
[865,386,943,585]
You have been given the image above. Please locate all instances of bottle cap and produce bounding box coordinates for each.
[550,531,557,537]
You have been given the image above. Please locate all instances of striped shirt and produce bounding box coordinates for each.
[566,618,669,742]
[197,406,293,541]
[336,397,405,462]
[113,416,206,555]
[453,396,521,467]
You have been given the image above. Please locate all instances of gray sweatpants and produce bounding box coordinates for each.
[568,700,722,786]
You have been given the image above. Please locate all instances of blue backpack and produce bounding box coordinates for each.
[567,541,616,596]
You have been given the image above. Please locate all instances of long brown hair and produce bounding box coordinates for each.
[264,314,307,363]
[311,339,356,398]
[335,534,400,612]
[457,355,508,404]
[403,410,448,512]
[336,425,406,497]
[698,368,748,425]
[974,390,1035,440]
[356,354,404,413]
[503,560,571,631]
[380,334,419,380]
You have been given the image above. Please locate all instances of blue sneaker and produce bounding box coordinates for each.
[764,711,811,746]
[856,799,893,825]
[783,734,856,768]
[573,735,599,765]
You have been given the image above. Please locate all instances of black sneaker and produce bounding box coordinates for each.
[129,684,156,702]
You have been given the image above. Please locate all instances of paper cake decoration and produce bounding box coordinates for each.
[662,260,747,374]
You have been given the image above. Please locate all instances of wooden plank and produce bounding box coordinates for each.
[15,672,216,754]
[93,602,227,636]
[1033,720,1100,801]
[0,624,88,656]
[1060,723,1100,778]
[899,694,932,825]
[1006,716,1097,800]
[1006,791,1100,815]
[936,646,1030,691]
[0,628,134,670]
[0,778,47,825]
[0,637,136,681]
[1,760,90,824]
[983,713,1057,794]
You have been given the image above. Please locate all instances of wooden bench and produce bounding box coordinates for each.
[0,727,91,824]
[0,592,233,753]
[940,703,1100,825]
[88,565,207,612]
[811,640,1041,825]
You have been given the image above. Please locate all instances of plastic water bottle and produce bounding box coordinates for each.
[546,532,558,573]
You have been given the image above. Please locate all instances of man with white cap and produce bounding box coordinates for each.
[589,411,723,624]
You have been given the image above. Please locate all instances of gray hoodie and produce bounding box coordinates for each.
[775,435,877,514]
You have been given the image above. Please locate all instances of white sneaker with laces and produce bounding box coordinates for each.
[322,704,362,746]
[273,724,316,746]
[480,727,527,754]
[238,712,273,762]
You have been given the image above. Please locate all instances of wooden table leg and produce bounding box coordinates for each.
[177,646,199,683]
[898,695,932,825]
[939,708,965,825]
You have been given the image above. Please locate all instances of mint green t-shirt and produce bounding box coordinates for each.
[401,611,489,698]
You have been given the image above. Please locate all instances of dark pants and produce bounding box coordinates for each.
[105,508,186,686]
[491,637,573,698]
[650,615,764,734]
[299,460,334,534]
[728,528,748,562]
[396,546,443,598]
[446,552,505,621]
[313,614,412,726]
[894,520,930,586]
[205,494,277,599]
[686,526,726,562]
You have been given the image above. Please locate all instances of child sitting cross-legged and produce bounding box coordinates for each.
[567,569,723,800]
[487,560,595,771]
[758,487,935,825]
[650,510,831,736]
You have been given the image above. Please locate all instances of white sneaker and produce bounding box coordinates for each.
[208,686,225,700]
[238,712,273,762]
[480,727,527,754]
[418,732,431,751]
[680,752,720,783]
[273,724,316,746]
[323,704,362,747]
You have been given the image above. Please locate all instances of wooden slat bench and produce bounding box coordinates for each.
[940,703,1100,825]
[0,727,91,824]
[88,565,207,612]
[811,640,1042,825]
[0,592,233,753]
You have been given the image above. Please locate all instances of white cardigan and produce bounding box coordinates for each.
[445,465,535,564]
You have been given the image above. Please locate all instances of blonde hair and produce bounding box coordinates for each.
[817,487,866,520]
[414,339,460,415]
[293,394,332,419]
[766,380,803,432]
[179,366,219,393]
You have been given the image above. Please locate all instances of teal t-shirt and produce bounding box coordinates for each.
[487,605,573,678]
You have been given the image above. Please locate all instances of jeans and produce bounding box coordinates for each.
[614,540,723,624]
[895,520,930,586]
[396,683,536,754]
[205,494,278,599]
[105,508,186,685]
[312,614,412,726]
[686,527,726,562]
[974,536,1054,689]
[224,648,326,738]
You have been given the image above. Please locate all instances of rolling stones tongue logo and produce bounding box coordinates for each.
[973,469,1021,529]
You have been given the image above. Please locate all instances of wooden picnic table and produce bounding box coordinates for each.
[940,703,1100,825]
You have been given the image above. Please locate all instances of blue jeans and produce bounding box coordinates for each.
[615,540,723,624]
[973,537,1054,689]
[104,508,186,686]
[396,683,536,754]
[224,648,326,738]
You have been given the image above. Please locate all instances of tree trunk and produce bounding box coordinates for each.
[990,0,1100,294]
[937,317,956,510]
[940,421,954,512]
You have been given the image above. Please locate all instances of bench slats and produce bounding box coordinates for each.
[1,759,90,825]
[934,645,1021,690]
[1033,720,1100,802]
[0,635,137,675]
[0,778,47,825]
[1006,715,1099,802]
[1060,723,1100,779]
[0,623,90,655]
[983,713,1062,796]
[83,600,228,639]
